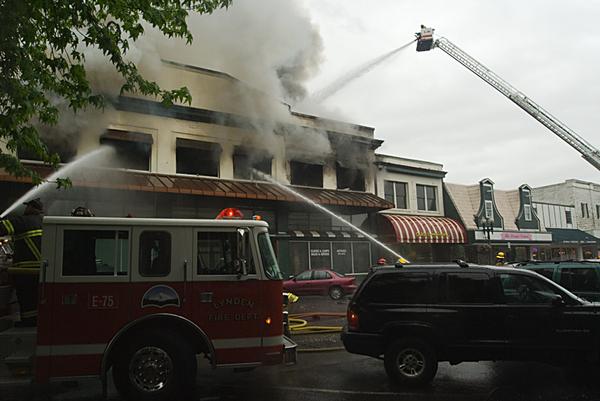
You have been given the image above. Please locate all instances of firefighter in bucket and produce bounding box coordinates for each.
[0,198,44,325]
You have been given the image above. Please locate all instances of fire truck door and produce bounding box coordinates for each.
[130,227,193,319]
[191,228,263,365]
[46,225,132,378]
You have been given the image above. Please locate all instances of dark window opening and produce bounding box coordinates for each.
[100,138,151,171]
[336,163,365,191]
[17,140,77,164]
[62,230,129,276]
[176,138,221,176]
[233,151,272,180]
[139,231,172,277]
[565,210,573,224]
[290,161,323,187]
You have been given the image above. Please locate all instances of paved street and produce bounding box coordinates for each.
[3,296,600,401]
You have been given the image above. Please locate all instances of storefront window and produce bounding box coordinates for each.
[352,242,371,273]
[332,243,352,275]
[309,242,331,269]
[289,242,308,275]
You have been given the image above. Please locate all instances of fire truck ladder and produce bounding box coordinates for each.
[418,28,600,171]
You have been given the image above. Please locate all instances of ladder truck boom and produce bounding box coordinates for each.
[416,25,600,171]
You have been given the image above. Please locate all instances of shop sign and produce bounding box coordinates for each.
[336,248,348,256]
[416,231,449,239]
[310,248,330,257]
[500,232,532,240]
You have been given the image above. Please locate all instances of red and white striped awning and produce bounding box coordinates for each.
[382,214,466,244]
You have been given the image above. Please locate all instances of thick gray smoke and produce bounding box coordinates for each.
[148,0,323,102]
[42,0,326,162]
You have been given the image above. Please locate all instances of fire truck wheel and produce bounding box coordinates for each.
[113,330,196,401]
[329,286,343,300]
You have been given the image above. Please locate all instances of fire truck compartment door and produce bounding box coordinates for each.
[191,227,264,362]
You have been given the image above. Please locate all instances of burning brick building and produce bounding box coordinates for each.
[0,61,393,277]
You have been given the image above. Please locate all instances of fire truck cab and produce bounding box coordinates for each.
[1,213,296,400]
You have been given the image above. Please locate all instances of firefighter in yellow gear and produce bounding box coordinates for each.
[0,198,43,325]
[495,251,506,266]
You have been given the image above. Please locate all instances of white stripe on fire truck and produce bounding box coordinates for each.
[36,336,284,356]
[213,335,283,350]
[37,344,107,357]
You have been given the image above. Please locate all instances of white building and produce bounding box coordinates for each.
[533,179,600,239]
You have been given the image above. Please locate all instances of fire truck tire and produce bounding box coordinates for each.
[113,330,197,401]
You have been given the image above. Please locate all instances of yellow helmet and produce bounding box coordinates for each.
[496,251,505,258]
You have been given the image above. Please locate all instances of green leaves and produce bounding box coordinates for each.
[0,0,232,184]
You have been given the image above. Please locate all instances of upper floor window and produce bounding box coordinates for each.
[565,210,573,225]
[484,200,493,219]
[597,205,600,219]
[100,130,152,171]
[416,184,437,211]
[176,138,221,177]
[581,203,590,218]
[233,147,272,180]
[524,204,532,221]
[336,163,365,191]
[290,161,323,188]
[384,181,407,209]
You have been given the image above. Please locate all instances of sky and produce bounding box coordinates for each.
[296,0,600,189]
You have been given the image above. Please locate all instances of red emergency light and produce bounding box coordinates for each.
[216,208,244,220]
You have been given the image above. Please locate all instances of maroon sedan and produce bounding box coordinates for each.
[283,269,357,300]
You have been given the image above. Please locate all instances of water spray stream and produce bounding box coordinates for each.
[1,146,115,218]
[310,39,417,103]
[253,170,409,264]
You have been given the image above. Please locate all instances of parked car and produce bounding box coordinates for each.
[284,269,357,300]
[342,263,599,386]
[517,260,600,301]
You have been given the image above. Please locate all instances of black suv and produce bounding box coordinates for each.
[342,263,600,386]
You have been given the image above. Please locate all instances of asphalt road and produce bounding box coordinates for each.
[3,295,600,401]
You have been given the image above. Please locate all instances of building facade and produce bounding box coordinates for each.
[0,61,394,278]
[532,179,600,259]
[533,180,600,239]
[444,179,552,264]
[532,201,599,260]
[372,155,466,263]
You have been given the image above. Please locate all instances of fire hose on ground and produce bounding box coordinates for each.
[288,312,346,352]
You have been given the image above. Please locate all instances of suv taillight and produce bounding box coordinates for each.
[347,307,359,331]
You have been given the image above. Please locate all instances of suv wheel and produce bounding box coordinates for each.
[329,286,343,300]
[384,338,437,386]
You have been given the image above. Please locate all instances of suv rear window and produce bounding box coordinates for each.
[439,272,493,304]
[361,272,432,304]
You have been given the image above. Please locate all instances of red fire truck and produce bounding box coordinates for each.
[0,209,296,400]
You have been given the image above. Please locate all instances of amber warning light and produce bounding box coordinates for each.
[215,208,244,219]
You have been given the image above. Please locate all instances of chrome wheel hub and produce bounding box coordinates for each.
[397,348,425,377]
[129,346,173,393]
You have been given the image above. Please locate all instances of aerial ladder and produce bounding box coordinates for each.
[416,25,600,171]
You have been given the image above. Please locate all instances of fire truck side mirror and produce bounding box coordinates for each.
[236,228,248,276]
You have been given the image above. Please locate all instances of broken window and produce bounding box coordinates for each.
[233,147,272,180]
[336,163,365,191]
[290,161,323,187]
[99,130,152,171]
[176,138,221,177]
[17,139,77,164]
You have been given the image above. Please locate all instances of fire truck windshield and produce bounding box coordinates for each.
[257,232,282,280]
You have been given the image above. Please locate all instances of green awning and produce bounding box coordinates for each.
[547,228,600,244]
